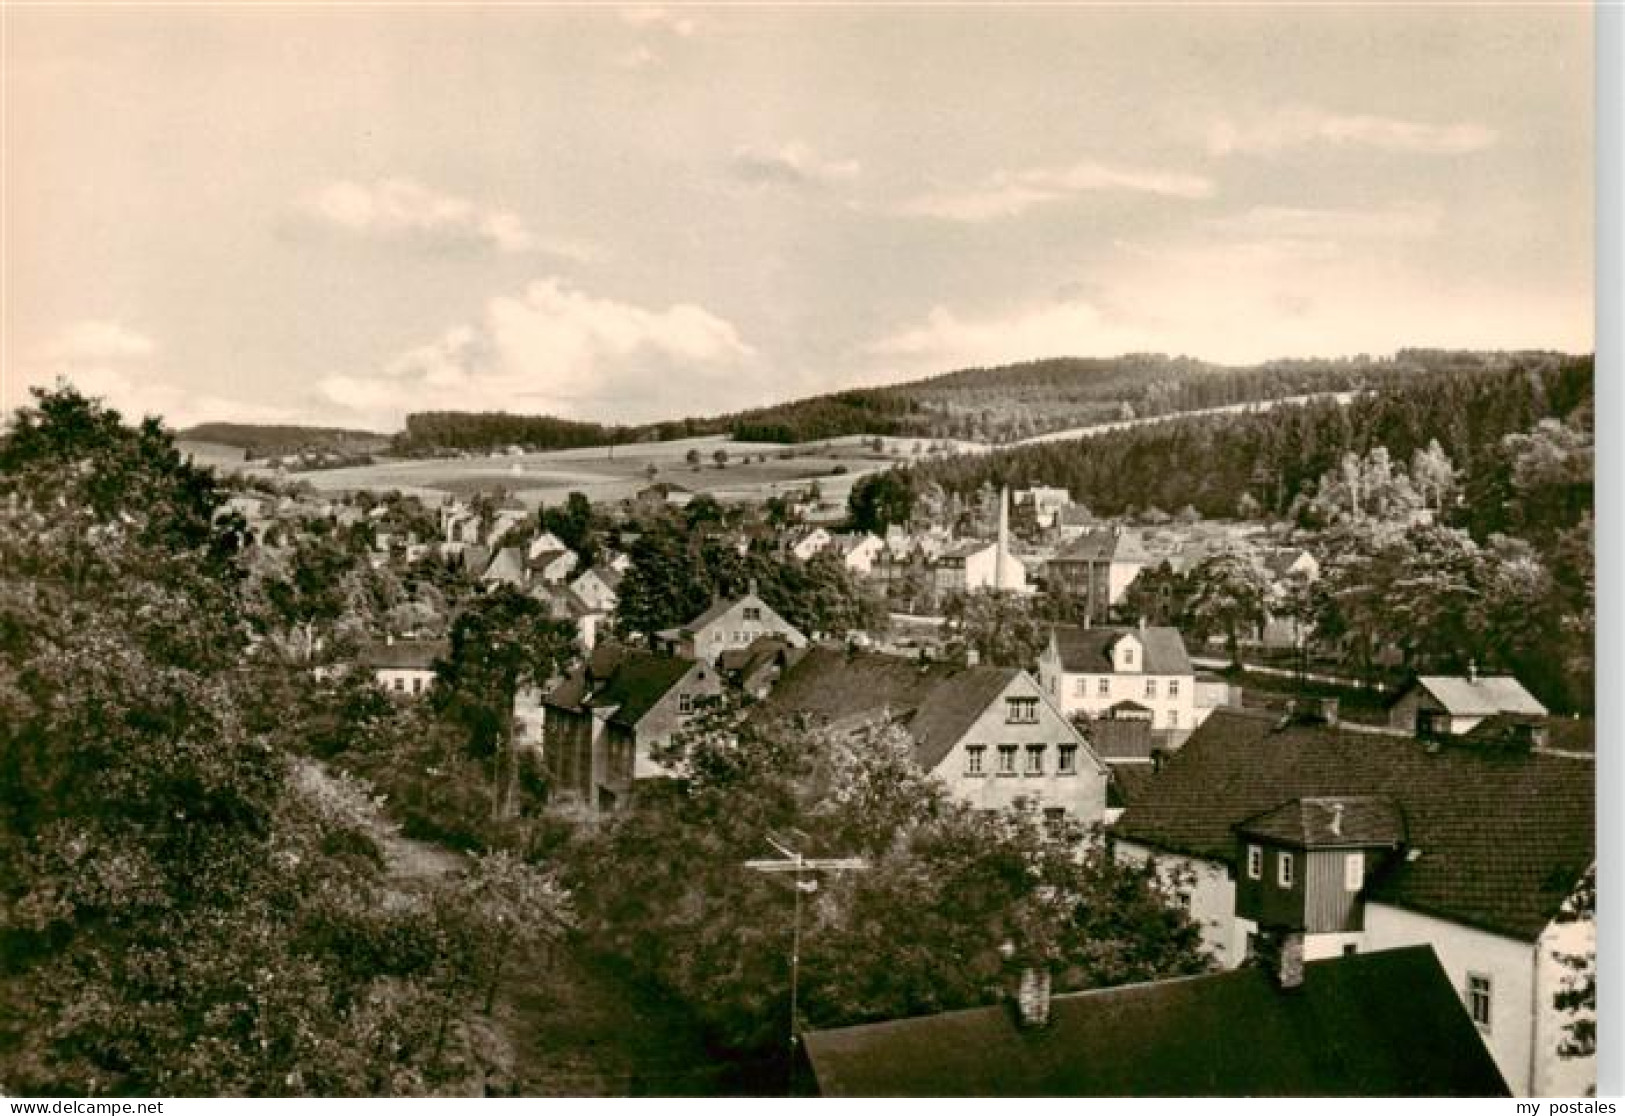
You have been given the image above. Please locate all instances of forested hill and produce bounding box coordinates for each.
[391,349,1574,452]
[903,350,1593,528]
[180,422,387,456]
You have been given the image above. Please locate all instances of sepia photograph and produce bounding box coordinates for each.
[0,2,1605,1101]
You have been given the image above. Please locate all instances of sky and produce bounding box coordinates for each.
[2,4,1595,431]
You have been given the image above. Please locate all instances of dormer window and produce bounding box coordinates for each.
[1277,852,1295,888]
[1123,647,1135,666]
[1247,845,1263,880]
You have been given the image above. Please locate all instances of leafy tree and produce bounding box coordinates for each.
[944,590,1049,669]
[847,470,916,534]
[1184,550,1269,665]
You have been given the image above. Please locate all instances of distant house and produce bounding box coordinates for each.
[933,539,1026,594]
[1113,706,1595,1096]
[543,645,723,815]
[656,587,808,664]
[1387,670,1548,736]
[803,945,1508,1097]
[829,532,885,575]
[480,546,528,589]
[787,526,834,562]
[1037,625,1200,741]
[1045,527,1151,622]
[716,636,805,700]
[758,648,1107,826]
[570,565,623,613]
[526,531,570,560]
[1052,504,1097,540]
[527,548,579,585]
[486,508,528,547]
[358,638,448,697]
[1013,485,1072,528]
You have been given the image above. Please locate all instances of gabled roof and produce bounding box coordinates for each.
[576,564,623,592]
[939,538,996,561]
[1049,625,1193,675]
[545,648,695,730]
[1236,796,1406,849]
[358,639,449,671]
[1115,708,1594,940]
[527,548,574,571]
[757,649,1078,775]
[804,946,1509,1097]
[481,546,526,583]
[1406,675,1548,718]
[1052,527,1150,565]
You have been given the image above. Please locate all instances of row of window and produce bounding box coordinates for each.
[965,743,1079,777]
[390,675,428,695]
[1074,676,1181,699]
[1245,845,1364,891]
[1005,697,1039,724]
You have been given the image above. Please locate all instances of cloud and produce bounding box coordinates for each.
[295,178,591,259]
[619,6,697,37]
[1209,106,1498,157]
[41,320,156,362]
[316,277,757,427]
[729,142,861,188]
[895,161,1215,222]
[17,322,298,429]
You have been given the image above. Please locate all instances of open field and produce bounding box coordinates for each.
[232,433,914,508]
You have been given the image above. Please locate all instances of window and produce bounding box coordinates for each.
[1467,974,1492,1030]
[1344,852,1364,891]
[1025,745,1045,775]
[1343,943,1358,957]
[1169,710,1178,727]
[1247,845,1263,880]
[1124,648,1135,666]
[1006,697,1039,724]
[678,693,694,714]
[393,677,406,692]
[1097,677,1111,696]
[1145,679,1157,699]
[1058,744,1078,775]
[743,606,762,621]
[996,745,1018,775]
[1277,851,1295,888]
[412,677,424,695]
[965,746,986,776]
[1075,677,1088,696]
[1168,679,1180,698]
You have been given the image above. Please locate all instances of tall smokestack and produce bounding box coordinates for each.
[996,486,1010,591]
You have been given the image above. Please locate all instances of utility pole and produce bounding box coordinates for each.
[744,833,864,1091]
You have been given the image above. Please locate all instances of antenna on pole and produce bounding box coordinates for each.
[743,833,865,1093]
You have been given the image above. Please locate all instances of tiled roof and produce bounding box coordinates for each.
[804,945,1508,1097]
[1052,527,1151,565]
[1115,709,1594,940]
[359,639,449,671]
[545,648,694,729]
[1408,675,1547,718]
[1050,625,1193,675]
[940,539,996,561]
[481,546,526,582]
[1108,762,1159,809]
[757,649,1034,774]
[1235,796,1406,849]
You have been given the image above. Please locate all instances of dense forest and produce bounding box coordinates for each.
[907,352,1592,523]
[180,422,388,457]
[386,350,1568,453]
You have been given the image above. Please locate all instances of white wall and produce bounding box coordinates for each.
[1115,841,1239,966]
[1532,915,1596,1097]
[1364,902,1536,1095]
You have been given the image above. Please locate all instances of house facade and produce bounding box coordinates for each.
[358,638,448,697]
[570,565,622,613]
[934,540,1027,594]
[1112,707,1595,1097]
[658,588,808,664]
[1045,527,1151,623]
[1038,625,1200,739]
[543,647,723,815]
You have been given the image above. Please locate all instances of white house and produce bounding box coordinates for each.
[1038,625,1200,739]
[1113,707,1595,1097]
[788,526,834,561]
[570,565,623,613]
[1387,671,1548,736]
[656,586,809,665]
[760,649,1108,826]
[830,532,885,575]
[934,540,1027,594]
[358,638,448,697]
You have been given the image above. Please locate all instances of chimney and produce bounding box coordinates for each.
[1138,615,1147,632]
[747,577,759,598]
[1255,928,1306,991]
[1329,802,1344,838]
[1467,659,1478,684]
[1016,967,1052,1028]
[995,486,1010,591]
[965,647,981,667]
[1319,697,1340,726]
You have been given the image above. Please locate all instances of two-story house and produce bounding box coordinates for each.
[543,645,723,815]
[570,565,623,613]
[758,649,1107,826]
[830,532,885,575]
[1045,526,1150,623]
[656,586,808,664]
[1112,706,1595,1096]
[933,540,1027,594]
[1038,624,1201,743]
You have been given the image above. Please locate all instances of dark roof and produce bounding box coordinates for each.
[1050,625,1193,675]
[1107,762,1158,809]
[804,946,1509,1097]
[758,649,1043,774]
[1115,708,1594,940]
[595,654,696,729]
[1052,527,1150,565]
[1235,796,1406,849]
[1087,718,1155,760]
[358,639,450,671]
